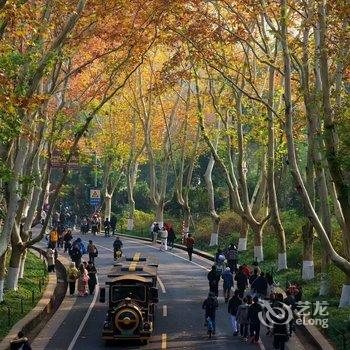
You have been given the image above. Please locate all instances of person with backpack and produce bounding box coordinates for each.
[66,262,79,295]
[228,289,242,336]
[69,243,82,268]
[272,293,290,350]
[208,265,221,297]
[87,240,98,263]
[226,244,238,273]
[235,265,248,298]
[251,271,268,299]
[248,296,263,344]
[202,292,219,335]
[236,296,250,340]
[215,255,226,276]
[222,267,233,302]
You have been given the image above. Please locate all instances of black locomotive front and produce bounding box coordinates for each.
[100,258,159,344]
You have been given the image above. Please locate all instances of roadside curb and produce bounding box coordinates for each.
[300,323,335,350]
[118,232,334,350]
[0,246,65,350]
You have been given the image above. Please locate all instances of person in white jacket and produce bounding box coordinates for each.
[159,227,168,251]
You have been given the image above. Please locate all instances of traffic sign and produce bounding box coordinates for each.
[90,189,101,206]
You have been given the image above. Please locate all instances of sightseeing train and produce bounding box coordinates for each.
[99,253,159,344]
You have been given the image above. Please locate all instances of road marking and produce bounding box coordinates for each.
[67,276,99,350]
[163,305,167,317]
[119,237,211,271]
[258,340,266,350]
[161,333,167,349]
[157,276,166,293]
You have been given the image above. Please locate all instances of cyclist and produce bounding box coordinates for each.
[202,292,218,337]
[113,236,123,259]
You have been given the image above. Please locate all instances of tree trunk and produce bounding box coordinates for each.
[204,153,220,247]
[266,63,287,270]
[302,222,315,280]
[0,250,7,302]
[7,243,22,291]
[104,194,112,220]
[252,223,263,262]
[238,218,248,251]
[155,203,164,228]
[18,249,27,280]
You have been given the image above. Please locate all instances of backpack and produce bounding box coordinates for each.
[227,248,237,260]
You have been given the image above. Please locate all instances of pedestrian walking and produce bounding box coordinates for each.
[87,240,98,263]
[69,243,82,268]
[215,248,224,263]
[104,218,110,237]
[228,289,242,336]
[207,265,221,297]
[113,236,123,259]
[46,244,55,273]
[236,297,249,340]
[63,229,73,253]
[248,296,263,344]
[167,225,176,249]
[86,261,97,295]
[159,226,168,251]
[272,294,290,350]
[222,267,233,302]
[10,331,32,350]
[215,254,226,276]
[77,264,89,296]
[235,266,248,298]
[66,262,79,295]
[202,292,219,335]
[185,233,195,261]
[110,216,117,235]
[226,244,238,273]
[91,215,99,235]
[152,222,160,243]
[49,228,58,248]
[251,271,268,299]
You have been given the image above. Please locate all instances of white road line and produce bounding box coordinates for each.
[258,340,266,350]
[161,333,167,349]
[157,276,166,293]
[163,305,167,317]
[67,276,99,350]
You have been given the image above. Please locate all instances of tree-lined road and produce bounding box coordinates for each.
[32,235,304,350]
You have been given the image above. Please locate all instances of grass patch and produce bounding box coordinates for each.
[0,251,48,341]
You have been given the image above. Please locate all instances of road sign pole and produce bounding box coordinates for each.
[94,152,97,188]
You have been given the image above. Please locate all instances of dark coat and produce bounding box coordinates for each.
[202,296,218,318]
[228,295,242,315]
[251,276,268,295]
[235,271,248,290]
[248,302,263,323]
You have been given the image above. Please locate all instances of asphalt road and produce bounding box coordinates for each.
[32,234,304,350]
